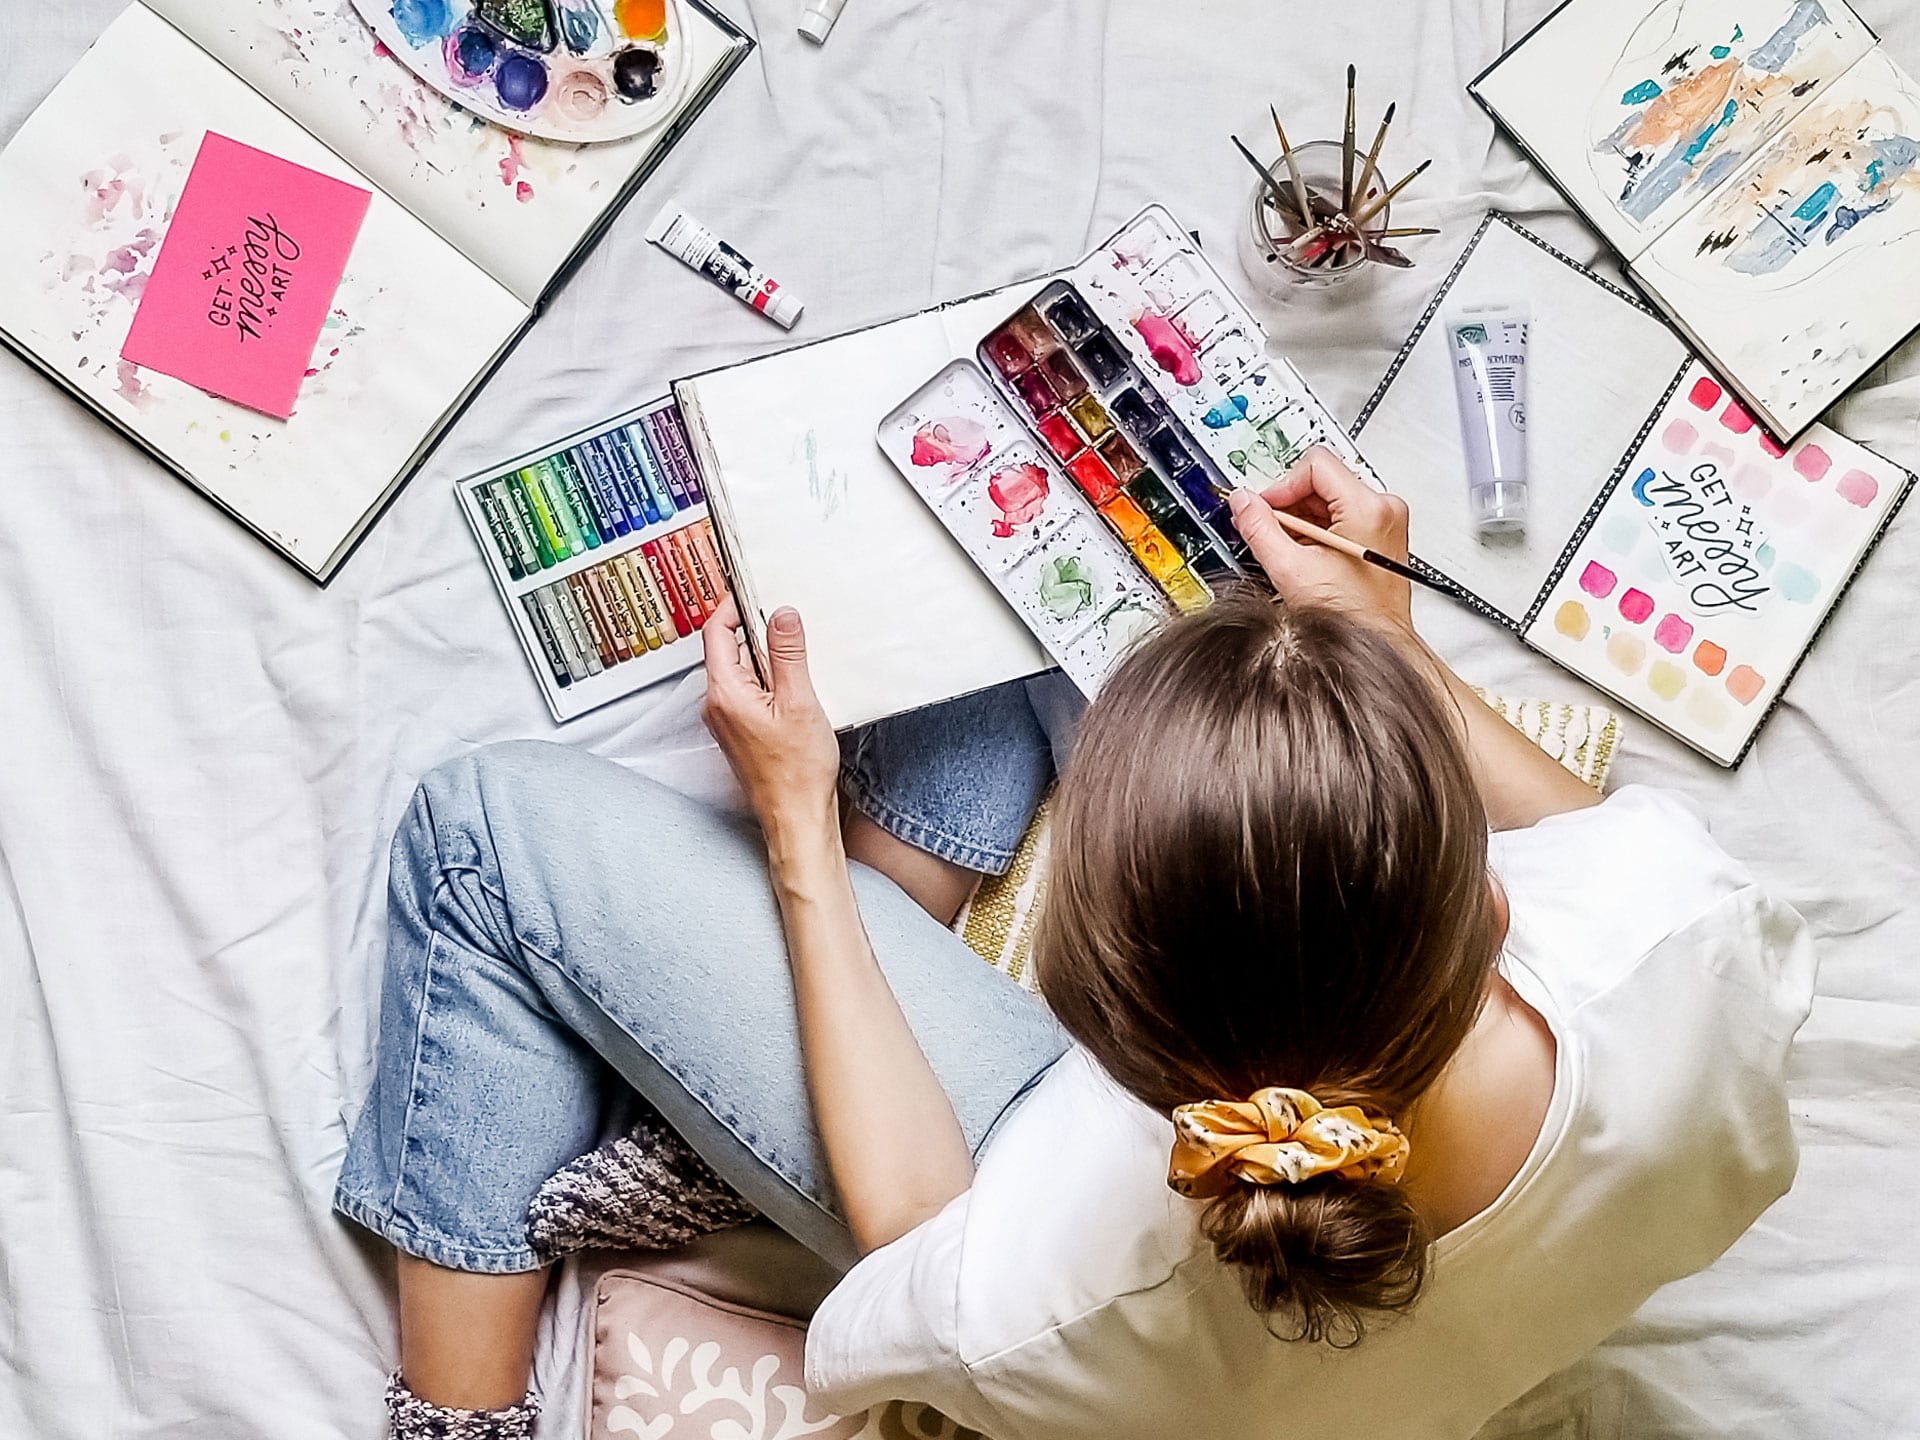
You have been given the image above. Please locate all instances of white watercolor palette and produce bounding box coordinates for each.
[352,0,693,143]
[878,360,1176,695]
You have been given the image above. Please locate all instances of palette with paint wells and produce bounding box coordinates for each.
[353,0,692,143]
[878,204,1385,694]
[457,396,729,721]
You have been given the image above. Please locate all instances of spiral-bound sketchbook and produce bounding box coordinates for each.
[1471,0,1920,443]
[1355,214,1912,766]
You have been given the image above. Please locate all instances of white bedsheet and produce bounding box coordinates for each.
[3,2,1916,1437]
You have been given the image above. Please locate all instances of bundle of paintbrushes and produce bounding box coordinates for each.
[1233,66,1435,275]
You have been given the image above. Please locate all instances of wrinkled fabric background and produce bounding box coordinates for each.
[3,3,1916,1436]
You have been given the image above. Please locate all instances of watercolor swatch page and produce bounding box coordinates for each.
[1527,361,1907,764]
[349,0,696,144]
[1474,0,1920,441]
[1356,214,1913,767]
[880,205,1388,698]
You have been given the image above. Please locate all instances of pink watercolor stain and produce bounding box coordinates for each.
[1663,420,1699,454]
[1579,560,1618,599]
[499,135,532,198]
[1688,376,1723,410]
[1726,665,1766,706]
[1133,311,1201,386]
[910,417,991,471]
[1730,464,1773,499]
[1719,401,1754,435]
[1836,469,1880,508]
[1618,588,1655,624]
[113,359,152,410]
[1793,444,1832,482]
[987,462,1049,538]
[1654,613,1694,653]
[1758,431,1786,459]
[516,181,535,203]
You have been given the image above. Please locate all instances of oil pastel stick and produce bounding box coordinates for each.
[519,467,572,560]
[606,428,662,526]
[544,455,600,551]
[586,435,648,531]
[673,525,719,613]
[535,585,589,682]
[501,475,553,570]
[617,552,670,648]
[520,593,573,688]
[555,449,613,545]
[691,521,730,605]
[490,480,543,574]
[610,554,663,650]
[641,541,694,637]
[529,461,584,555]
[568,573,618,667]
[643,410,703,505]
[574,442,632,538]
[595,559,645,653]
[663,531,709,624]
[583,565,633,662]
[624,423,677,520]
[552,581,605,676]
[475,483,523,579]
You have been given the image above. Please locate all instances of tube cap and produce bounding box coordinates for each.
[798,1,841,42]
[1470,481,1529,536]
[766,289,804,329]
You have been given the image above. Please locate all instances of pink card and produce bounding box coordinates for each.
[120,132,372,420]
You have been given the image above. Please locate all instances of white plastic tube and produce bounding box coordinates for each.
[646,202,804,329]
[1447,307,1530,536]
[798,0,847,43]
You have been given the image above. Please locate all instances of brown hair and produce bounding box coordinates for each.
[1034,591,1503,1345]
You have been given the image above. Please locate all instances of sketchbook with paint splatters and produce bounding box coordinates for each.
[1355,213,1914,766]
[0,2,749,581]
[1471,0,1920,443]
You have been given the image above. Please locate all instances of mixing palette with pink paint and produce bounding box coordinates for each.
[878,205,1384,694]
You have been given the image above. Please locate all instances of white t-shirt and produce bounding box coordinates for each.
[804,787,1817,1440]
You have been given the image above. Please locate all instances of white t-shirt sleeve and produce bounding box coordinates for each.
[803,1192,985,1426]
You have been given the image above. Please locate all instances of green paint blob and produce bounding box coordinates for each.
[1227,450,1249,474]
[1039,555,1097,619]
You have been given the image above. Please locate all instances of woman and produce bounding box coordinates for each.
[335,451,1814,1439]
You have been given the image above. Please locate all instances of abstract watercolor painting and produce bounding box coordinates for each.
[350,0,690,142]
[1525,362,1907,763]
[1587,0,1869,235]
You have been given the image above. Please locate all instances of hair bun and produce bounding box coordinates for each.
[1199,1176,1428,1346]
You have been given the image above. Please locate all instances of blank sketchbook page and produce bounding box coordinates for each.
[0,5,525,575]
[682,284,1054,731]
[1472,0,1875,261]
[156,0,744,306]
[1354,218,1688,627]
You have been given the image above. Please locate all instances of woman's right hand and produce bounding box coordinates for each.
[1225,446,1416,640]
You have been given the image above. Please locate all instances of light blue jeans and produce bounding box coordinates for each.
[333,677,1079,1274]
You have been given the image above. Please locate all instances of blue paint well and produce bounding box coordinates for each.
[494,52,549,109]
[391,0,456,45]
[452,24,497,74]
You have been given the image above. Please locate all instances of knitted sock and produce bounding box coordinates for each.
[525,1106,758,1260]
[384,1372,538,1440]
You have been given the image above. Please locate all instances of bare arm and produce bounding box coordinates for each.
[701,600,973,1255]
[1227,449,1602,830]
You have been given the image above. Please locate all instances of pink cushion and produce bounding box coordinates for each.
[587,1237,986,1440]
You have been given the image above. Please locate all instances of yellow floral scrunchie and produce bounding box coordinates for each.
[1168,1088,1409,1199]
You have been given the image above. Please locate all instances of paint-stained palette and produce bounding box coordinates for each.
[352,0,691,142]
[879,205,1388,696]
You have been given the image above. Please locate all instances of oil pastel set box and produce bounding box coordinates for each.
[457,398,730,721]
[0,0,750,580]
[875,205,1385,696]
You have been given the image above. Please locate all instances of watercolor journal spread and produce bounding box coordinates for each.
[0,2,749,581]
[457,396,729,721]
[1355,214,1913,766]
[1471,0,1920,443]
[873,206,1385,699]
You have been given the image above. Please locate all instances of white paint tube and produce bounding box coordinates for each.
[798,0,847,43]
[1448,306,1530,536]
[646,202,804,329]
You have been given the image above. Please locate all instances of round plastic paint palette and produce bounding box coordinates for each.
[352,0,692,144]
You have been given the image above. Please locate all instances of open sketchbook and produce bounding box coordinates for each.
[675,282,1059,731]
[1355,214,1913,766]
[0,1,749,581]
[1472,0,1920,443]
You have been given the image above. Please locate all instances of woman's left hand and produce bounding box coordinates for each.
[700,597,842,849]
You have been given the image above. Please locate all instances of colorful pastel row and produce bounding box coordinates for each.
[1556,561,1765,709]
[473,413,706,579]
[519,519,726,689]
[1681,374,1881,506]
